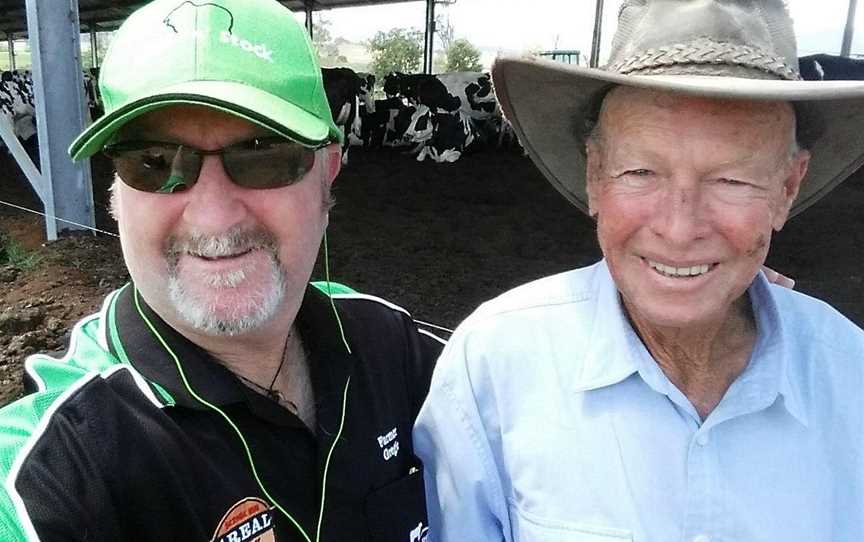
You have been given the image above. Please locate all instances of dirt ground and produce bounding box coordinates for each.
[1,146,862,407]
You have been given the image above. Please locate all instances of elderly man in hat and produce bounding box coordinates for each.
[415,1,864,540]
[0,1,444,541]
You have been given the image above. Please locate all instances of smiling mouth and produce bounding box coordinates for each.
[645,258,717,278]
[192,249,254,262]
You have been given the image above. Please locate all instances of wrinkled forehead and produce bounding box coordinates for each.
[599,86,796,134]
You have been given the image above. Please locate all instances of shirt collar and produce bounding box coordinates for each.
[572,260,642,392]
[572,262,808,427]
[106,283,356,428]
[747,272,808,426]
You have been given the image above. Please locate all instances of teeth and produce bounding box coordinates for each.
[191,249,249,259]
[648,260,711,277]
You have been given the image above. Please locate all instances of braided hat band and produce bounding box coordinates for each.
[607,37,801,81]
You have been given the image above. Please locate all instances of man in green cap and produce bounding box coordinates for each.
[0,1,442,540]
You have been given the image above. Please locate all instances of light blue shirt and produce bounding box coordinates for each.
[414,261,864,542]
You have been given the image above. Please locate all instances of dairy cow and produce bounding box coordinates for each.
[799,53,864,80]
[360,97,406,148]
[0,70,37,152]
[397,104,477,163]
[0,68,105,155]
[384,71,508,149]
[322,66,370,164]
[83,67,104,119]
[356,72,376,115]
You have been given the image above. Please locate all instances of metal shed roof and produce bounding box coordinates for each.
[0,0,421,36]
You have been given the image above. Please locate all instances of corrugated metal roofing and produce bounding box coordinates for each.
[0,0,421,36]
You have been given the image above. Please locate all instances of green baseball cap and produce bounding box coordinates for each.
[69,0,342,161]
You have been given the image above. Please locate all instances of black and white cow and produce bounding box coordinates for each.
[417,108,476,163]
[383,72,489,161]
[799,53,864,80]
[398,104,477,163]
[383,71,507,150]
[0,68,105,155]
[436,72,499,120]
[0,70,37,151]
[361,97,407,148]
[83,67,104,119]
[321,67,362,164]
[356,71,376,115]
[383,71,425,102]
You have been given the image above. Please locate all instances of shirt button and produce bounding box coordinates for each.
[696,433,709,446]
[693,535,711,542]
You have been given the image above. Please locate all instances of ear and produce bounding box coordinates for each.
[585,140,602,218]
[109,176,123,221]
[323,143,342,189]
[773,149,810,231]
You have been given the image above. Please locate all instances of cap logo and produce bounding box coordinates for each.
[163,1,235,34]
[219,31,275,63]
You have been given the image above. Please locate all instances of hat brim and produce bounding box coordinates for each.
[492,54,864,218]
[69,79,340,160]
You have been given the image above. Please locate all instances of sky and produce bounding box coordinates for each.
[300,0,864,67]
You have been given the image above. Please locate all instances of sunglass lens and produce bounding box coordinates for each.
[223,140,317,189]
[111,145,201,193]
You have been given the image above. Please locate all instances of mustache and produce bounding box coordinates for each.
[164,226,279,263]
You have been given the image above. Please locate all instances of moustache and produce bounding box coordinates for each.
[164,226,280,265]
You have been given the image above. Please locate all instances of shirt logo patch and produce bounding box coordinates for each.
[211,497,276,542]
[376,426,400,461]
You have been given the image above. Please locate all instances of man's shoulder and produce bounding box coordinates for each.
[468,262,604,325]
[21,288,131,394]
[770,285,864,351]
[432,263,609,388]
[323,286,448,343]
[310,285,446,423]
[766,285,864,415]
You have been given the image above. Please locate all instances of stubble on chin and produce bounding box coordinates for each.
[164,226,287,336]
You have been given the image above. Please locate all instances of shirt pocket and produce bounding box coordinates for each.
[510,502,633,542]
[364,467,428,542]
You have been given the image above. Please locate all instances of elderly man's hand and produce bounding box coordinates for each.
[762,266,795,289]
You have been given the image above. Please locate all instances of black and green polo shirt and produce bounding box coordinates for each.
[0,282,446,542]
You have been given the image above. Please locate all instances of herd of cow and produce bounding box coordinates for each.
[322,67,515,164]
[1,53,863,165]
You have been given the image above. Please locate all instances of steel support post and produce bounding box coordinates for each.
[25,0,95,240]
[842,0,858,57]
[589,0,605,68]
[7,36,15,71]
[90,25,99,68]
[424,0,435,74]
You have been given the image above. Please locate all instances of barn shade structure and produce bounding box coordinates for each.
[0,0,437,241]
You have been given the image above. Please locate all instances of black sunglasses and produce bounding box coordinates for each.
[103,136,322,193]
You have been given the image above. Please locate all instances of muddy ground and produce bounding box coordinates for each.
[1,146,862,406]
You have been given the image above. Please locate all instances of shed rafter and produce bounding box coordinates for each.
[0,0,422,37]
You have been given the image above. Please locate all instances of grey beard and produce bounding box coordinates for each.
[164,226,287,336]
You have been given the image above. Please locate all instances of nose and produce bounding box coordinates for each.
[648,182,709,246]
[180,154,249,232]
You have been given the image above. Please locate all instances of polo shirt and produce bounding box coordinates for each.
[0,282,445,542]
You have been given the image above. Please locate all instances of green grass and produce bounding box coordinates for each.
[0,234,42,270]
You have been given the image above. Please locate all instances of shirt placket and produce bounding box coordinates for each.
[682,421,719,542]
